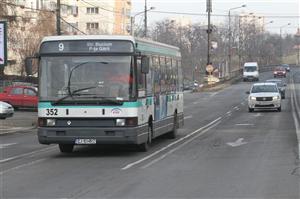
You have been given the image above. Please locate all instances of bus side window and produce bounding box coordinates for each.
[146,57,153,96]
[137,58,146,97]
[153,56,160,94]
[160,56,166,93]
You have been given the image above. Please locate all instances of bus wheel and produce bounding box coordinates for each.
[138,124,152,152]
[167,113,178,139]
[59,144,74,153]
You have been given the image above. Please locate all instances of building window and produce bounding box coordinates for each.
[87,23,99,30]
[87,7,99,14]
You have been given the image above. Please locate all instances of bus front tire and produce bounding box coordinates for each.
[59,144,74,153]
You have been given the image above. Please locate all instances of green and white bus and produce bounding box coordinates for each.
[37,35,184,153]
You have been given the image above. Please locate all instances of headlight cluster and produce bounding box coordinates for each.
[116,118,138,126]
[38,118,56,127]
[250,96,256,100]
[273,96,280,100]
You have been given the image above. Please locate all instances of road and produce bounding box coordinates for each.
[0,69,299,198]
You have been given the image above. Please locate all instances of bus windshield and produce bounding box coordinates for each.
[39,56,135,101]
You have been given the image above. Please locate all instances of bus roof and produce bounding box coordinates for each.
[41,35,181,57]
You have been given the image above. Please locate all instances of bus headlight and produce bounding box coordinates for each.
[116,119,126,126]
[46,119,56,126]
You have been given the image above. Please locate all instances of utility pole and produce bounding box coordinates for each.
[206,0,212,66]
[56,0,61,35]
[144,0,147,37]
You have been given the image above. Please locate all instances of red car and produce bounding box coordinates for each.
[273,67,286,78]
[0,85,38,109]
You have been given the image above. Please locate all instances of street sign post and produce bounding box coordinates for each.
[0,21,7,68]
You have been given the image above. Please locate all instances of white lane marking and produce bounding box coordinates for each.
[241,102,245,105]
[193,101,199,105]
[121,117,222,170]
[0,146,56,164]
[226,111,232,114]
[210,92,219,97]
[253,113,262,117]
[235,124,254,126]
[141,121,221,169]
[184,115,193,120]
[233,106,239,110]
[0,143,17,149]
[227,138,248,147]
[0,159,46,175]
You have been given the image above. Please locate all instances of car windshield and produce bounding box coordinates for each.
[39,56,135,101]
[244,66,257,72]
[251,85,278,93]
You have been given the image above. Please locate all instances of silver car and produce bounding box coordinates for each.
[0,101,14,119]
[247,83,282,112]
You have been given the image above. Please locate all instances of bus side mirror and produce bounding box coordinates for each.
[25,53,40,77]
[141,56,150,74]
[25,57,33,76]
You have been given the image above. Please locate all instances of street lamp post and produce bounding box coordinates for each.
[56,0,61,35]
[228,4,246,78]
[280,23,291,63]
[130,6,155,37]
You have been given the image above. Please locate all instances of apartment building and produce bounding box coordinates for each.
[114,0,131,35]
[77,0,115,35]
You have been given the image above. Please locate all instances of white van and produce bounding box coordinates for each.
[243,62,259,81]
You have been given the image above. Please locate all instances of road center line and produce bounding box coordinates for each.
[184,115,193,120]
[121,117,222,170]
[141,121,221,169]
[235,124,254,126]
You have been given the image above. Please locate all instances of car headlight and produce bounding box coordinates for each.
[250,96,256,100]
[116,119,126,126]
[273,96,280,100]
[46,119,56,126]
[274,72,277,74]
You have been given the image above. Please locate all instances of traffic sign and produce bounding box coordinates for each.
[206,64,214,73]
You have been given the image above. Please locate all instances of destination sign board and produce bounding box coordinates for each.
[40,40,134,54]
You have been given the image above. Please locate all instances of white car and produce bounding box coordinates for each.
[0,101,14,119]
[247,83,281,112]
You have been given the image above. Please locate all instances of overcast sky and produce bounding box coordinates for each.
[132,0,300,34]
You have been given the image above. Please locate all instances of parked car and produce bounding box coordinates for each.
[0,101,14,119]
[273,66,286,78]
[0,85,38,109]
[266,79,286,99]
[282,64,290,72]
[247,83,282,112]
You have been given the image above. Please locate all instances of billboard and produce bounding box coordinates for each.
[0,21,7,67]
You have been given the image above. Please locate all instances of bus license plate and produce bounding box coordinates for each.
[75,139,96,145]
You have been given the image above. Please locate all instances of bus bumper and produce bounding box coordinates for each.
[37,125,149,145]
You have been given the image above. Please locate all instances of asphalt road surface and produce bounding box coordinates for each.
[1,68,299,199]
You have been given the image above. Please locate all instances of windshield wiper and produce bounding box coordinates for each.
[53,86,97,105]
[53,86,124,105]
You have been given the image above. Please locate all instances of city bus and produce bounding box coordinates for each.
[36,35,184,153]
